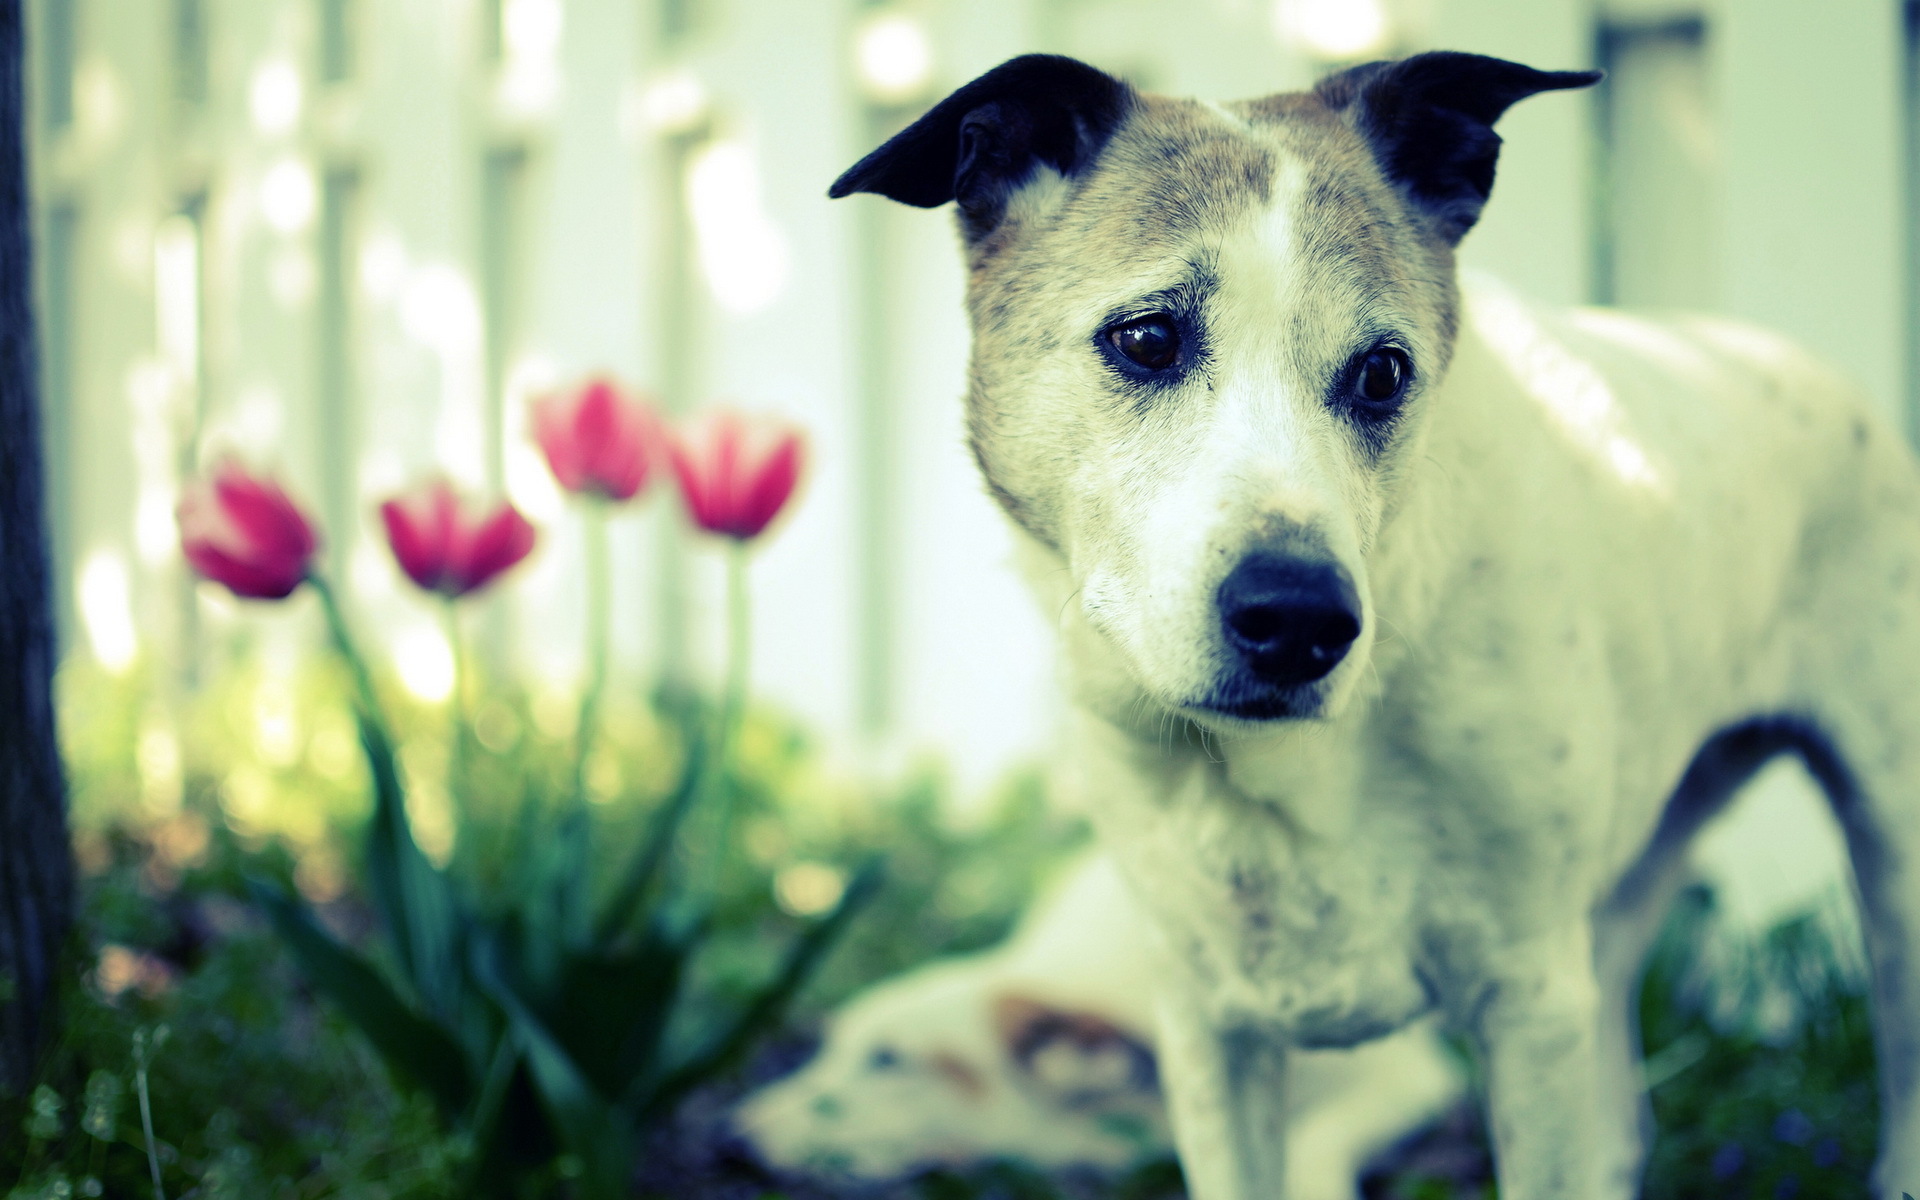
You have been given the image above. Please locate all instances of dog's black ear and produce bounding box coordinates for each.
[829,54,1131,241]
[1317,51,1601,244]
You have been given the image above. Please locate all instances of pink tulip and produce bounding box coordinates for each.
[530,376,661,502]
[380,477,536,599]
[178,460,320,600]
[666,409,805,541]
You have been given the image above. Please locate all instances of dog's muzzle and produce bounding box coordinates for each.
[1216,554,1361,698]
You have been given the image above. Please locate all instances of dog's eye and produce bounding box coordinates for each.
[1108,314,1180,371]
[1353,347,1412,405]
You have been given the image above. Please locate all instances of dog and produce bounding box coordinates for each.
[830,51,1920,1199]
[735,853,1461,1197]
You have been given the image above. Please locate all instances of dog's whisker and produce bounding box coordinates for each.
[1056,586,1085,628]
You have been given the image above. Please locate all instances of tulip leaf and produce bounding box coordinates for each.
[356,709,464,1019]
[310,574,463,1016]
[553,803,594,952]
[466,1036,520,1150]
[639,858,883,1117]
[547,918,694,1099]
[461,1043,562,1197]
[508,799,598,994]
[472,938,633,1199]
[593,729,706,948]
[250,879,474,1117]
[499,784,567,993]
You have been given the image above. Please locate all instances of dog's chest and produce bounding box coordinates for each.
[1095,762,1435,1047]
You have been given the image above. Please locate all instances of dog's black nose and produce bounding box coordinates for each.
[1217,555,1361,686]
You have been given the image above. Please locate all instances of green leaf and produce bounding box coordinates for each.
[459,1041,557,1197]
[356,710,465,1020]
[312,574,464,1018]
[471,938,634,1200]
[553,803,594,952]
[547,918,694,1100]
[594,731,706,948]
[497,785,563,993]
[508,803,595,994]
[250,880,475,1117]
[639,858,884,1118]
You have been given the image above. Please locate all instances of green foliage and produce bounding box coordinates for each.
[1639,886,1878,1200]
[2,841,464,1199]
[11,658,1088,1199]
[247,623,890,1200]
[1363,888,1879,1200]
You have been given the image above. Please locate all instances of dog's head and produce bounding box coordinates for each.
[733,961,1164,1178]
[833,53,1597,727]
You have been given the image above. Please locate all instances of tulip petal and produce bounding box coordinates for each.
[380,476,537,599]
[532,376,659,501]
[213,466,317,563]
[185,538,305,599]
[455,504,537,594]
[666,434,712,531]
[178,460,318,599]
[533,391,590,494]
[668,409,804,541]
[735,432,802,539]
[381,496,446,593]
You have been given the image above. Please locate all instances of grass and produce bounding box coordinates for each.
[3,852,465,1198]
[1638,886,1879,1200]
[9,844,1876,1199]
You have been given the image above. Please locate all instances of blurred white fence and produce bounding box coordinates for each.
[25,0,1919,797]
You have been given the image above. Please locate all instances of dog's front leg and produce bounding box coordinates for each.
[1155,989,1289,1200]
[1474,931,1641,1200]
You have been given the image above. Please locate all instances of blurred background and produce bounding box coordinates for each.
[23,0,1917,795]
[25,0,1919,946]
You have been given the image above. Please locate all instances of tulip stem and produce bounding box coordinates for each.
[697,541,751,905]
[310,574,386,731]
[723,540,750,761]
[571,505,612,809]
[443,599,470,835]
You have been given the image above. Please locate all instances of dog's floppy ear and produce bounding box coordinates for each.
[1317,51,1601,244]
[829,54,1132,241]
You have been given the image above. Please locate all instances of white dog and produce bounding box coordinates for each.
[736,853,1461,1197]
[831,51,1920,1199]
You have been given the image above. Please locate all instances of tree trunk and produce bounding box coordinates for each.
[0,0,73,1096]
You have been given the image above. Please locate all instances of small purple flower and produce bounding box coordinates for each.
[1711,1143,1746,1179]
[1812,1137,1841,1168]
[1772,1108,1814,1145]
